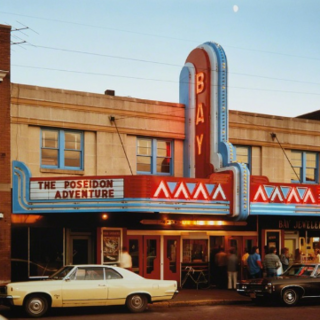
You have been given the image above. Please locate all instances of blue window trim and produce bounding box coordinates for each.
[291,151,318,184]
[136,138,173,176]
[40,128,84,170]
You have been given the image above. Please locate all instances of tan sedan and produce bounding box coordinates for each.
[0,265,178,317]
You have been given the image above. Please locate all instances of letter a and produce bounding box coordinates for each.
[196,103,205,125]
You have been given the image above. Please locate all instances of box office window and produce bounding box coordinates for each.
[41,128,83,170]
[182,239,208,263]
[291,151,318,183]
[137,137,172,175]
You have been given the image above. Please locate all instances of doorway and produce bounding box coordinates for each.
[67,232,94,265]
[128,235,160,279]
[128,235,180,281]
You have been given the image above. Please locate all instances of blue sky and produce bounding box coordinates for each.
[1,0,319,117]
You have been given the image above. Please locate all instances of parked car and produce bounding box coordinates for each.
[0,264,178,317]
[237,263,320,306]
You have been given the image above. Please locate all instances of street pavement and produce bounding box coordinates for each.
[0,288,251,316]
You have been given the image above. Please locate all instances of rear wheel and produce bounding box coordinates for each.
[282,288,299,306]
[24,294,49,318]
[126,294,148,313]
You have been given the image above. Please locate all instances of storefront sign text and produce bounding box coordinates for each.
[279,219,320,230]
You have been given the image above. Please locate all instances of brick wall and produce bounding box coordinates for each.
[0,24,12,282]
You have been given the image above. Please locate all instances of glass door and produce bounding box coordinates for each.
[144,236,160,279]
[164,236,180,283]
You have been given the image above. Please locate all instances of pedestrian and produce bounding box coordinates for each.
[263,247,281,277]
[119,246,132,270]
[247,246,263,279]
[215,246,227,288]
[280,247,289,272]
[227,247,239,290]
[241,248,249,279]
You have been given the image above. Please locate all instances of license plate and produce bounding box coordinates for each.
[249,293,256,298]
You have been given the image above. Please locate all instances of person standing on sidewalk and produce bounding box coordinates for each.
[215,246,227,288]
[241,248,249,279]
[280,247,289,271]
[247,246,263,279]
[227,247,239,290]
[263,247,281,277]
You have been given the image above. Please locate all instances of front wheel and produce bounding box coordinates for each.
[282,288,299,306]
[126,294,148,313]
[24,294,49,318]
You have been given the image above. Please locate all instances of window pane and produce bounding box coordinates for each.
[157,141,170,157]
[41,149,58,166]
[306,153,317,168]
[64,150,81,167]
[42,130,58,148]
[157,157,171,173]
[306,168,316,182]
[65,132,81,150]
[291,151,302,167]
[137,156,151,172]
[137,139,152,156]
[291,169,301,181]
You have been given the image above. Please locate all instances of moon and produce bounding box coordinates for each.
[233,5,239,12]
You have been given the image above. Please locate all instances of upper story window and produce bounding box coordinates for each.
[291,151,318,183]
[41,129,83,170]
[137,138,172,175]
[234,145,251,171]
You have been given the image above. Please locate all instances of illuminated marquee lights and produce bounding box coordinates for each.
[153,180,227,200]
[253,185,316,204]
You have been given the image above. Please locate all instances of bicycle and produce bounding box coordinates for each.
[181,266,210,289]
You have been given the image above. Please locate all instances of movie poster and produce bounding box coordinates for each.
[102,229,121,264]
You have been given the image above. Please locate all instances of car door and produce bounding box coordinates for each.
[61,267,107,306]
[104,267,129,305]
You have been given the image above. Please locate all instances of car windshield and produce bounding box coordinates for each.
[49,266,74,280]
[283,264,315,277]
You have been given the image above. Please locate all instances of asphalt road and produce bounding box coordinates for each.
[2,302,320,320]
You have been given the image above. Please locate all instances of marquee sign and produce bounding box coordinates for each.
[250,176,320,216]
[12,161,233,216]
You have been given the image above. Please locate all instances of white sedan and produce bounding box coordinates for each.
[0,265,178,317]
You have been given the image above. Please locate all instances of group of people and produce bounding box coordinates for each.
[243,246,290,279]
[213,245,290,290]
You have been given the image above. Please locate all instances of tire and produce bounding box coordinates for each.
[126,294,148,313]
[24,294,49,318]
[282,288,299,306]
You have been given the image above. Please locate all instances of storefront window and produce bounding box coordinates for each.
[182,239,208,263]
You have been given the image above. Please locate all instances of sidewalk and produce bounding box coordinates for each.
[152,288,251,308]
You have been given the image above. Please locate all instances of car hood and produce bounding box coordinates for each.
[7,279,62,287]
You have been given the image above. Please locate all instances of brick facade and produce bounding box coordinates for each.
[0,24,11,282]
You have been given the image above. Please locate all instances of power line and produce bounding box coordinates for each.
[11,64,320,97]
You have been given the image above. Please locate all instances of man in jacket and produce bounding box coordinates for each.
[263,247,281,277]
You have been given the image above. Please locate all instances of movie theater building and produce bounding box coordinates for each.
[2,23,320,284]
